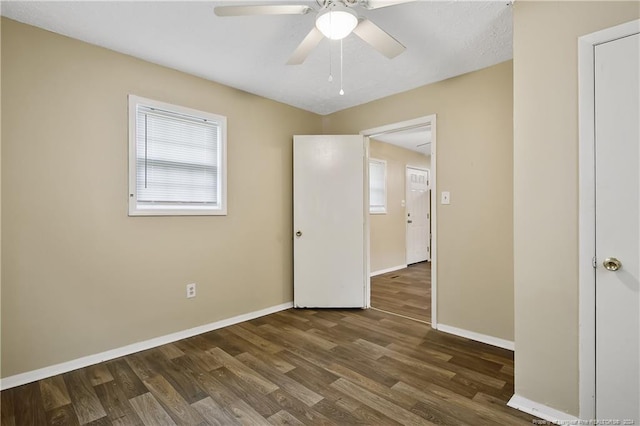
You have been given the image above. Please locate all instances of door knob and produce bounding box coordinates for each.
[603,257,622,271]
[407,220,413,224]
[295,231,302,237]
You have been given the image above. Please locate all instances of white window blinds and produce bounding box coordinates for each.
[369,159,387,214]
[129,95,227,216]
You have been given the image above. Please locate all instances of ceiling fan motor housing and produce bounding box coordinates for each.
[318,0,360,7]
[315,3,359,40]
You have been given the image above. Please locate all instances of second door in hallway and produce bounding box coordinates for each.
[406,167,430,264]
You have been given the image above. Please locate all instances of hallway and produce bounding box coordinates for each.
[371,262,431,323]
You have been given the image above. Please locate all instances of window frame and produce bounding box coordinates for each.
[128,95,227,216]
[369,158,387,214]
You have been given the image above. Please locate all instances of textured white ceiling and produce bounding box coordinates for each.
[1,1,513,115]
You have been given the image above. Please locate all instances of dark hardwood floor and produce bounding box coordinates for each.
[0,307,535,425]
[371,262,431,323]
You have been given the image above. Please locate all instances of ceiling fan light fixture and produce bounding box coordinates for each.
[315,5,358,40]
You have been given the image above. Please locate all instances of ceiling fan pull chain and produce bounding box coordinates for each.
[339,38,345,95]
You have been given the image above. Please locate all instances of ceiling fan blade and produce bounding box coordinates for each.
[287,27,324,65]
[353,19,405,59]
[361,0,414,10]
[214,5,312,17]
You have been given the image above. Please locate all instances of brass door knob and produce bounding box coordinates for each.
[603,257,622,271]
[295,231,302,237]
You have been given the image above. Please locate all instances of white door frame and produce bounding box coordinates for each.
[578,19,640,420]
[405,166,431,264]
[361,114,437,326]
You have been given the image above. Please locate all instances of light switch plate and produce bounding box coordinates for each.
[441,191,451,205]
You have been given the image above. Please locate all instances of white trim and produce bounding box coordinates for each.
[361,116,434,138]
[371,307,431,325]
[361,114,437,327]
[127,94,228,217]
[507,395,580,424]
[368,157,388,214]
[577,25,597,423]
[364,137,372,308]
[0,302,292,391]
[577,19,640,421]
[437,323,514,351]
[429,116,437,327]
[370,264,408,277]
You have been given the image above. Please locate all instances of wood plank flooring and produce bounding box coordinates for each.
[0,308,536,425]
[371,262,431,323]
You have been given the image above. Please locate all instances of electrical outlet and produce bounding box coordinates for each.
[186,283,196,299]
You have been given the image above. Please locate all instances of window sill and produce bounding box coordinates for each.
[129,206,227,216]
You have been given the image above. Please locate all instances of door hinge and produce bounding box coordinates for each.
[592,256,597,269]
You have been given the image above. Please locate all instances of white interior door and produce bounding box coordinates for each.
[406,167,430,264]
[293,135,366,308]
[595,32,639,421]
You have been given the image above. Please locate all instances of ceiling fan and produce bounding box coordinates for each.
[214,0,412,65]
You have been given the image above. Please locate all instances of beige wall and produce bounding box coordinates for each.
[369,140,429,272]
[2,16,517,379]
[513,1,640,416]
[1,18,322,377]
[325,61,514,341]
[0,17,3,378]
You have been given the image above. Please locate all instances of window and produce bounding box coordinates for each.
[369,158,387,214]
[128,95,227,216]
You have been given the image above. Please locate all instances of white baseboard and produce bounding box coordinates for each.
[0,302,293,391]
[436,323,515,350]
[508,394,580,423]
[370,264,407,277]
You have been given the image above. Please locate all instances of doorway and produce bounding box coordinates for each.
[578,20,639,421]
[370,262,431,323]
[361,115,437,325]
[406,166,431,264]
